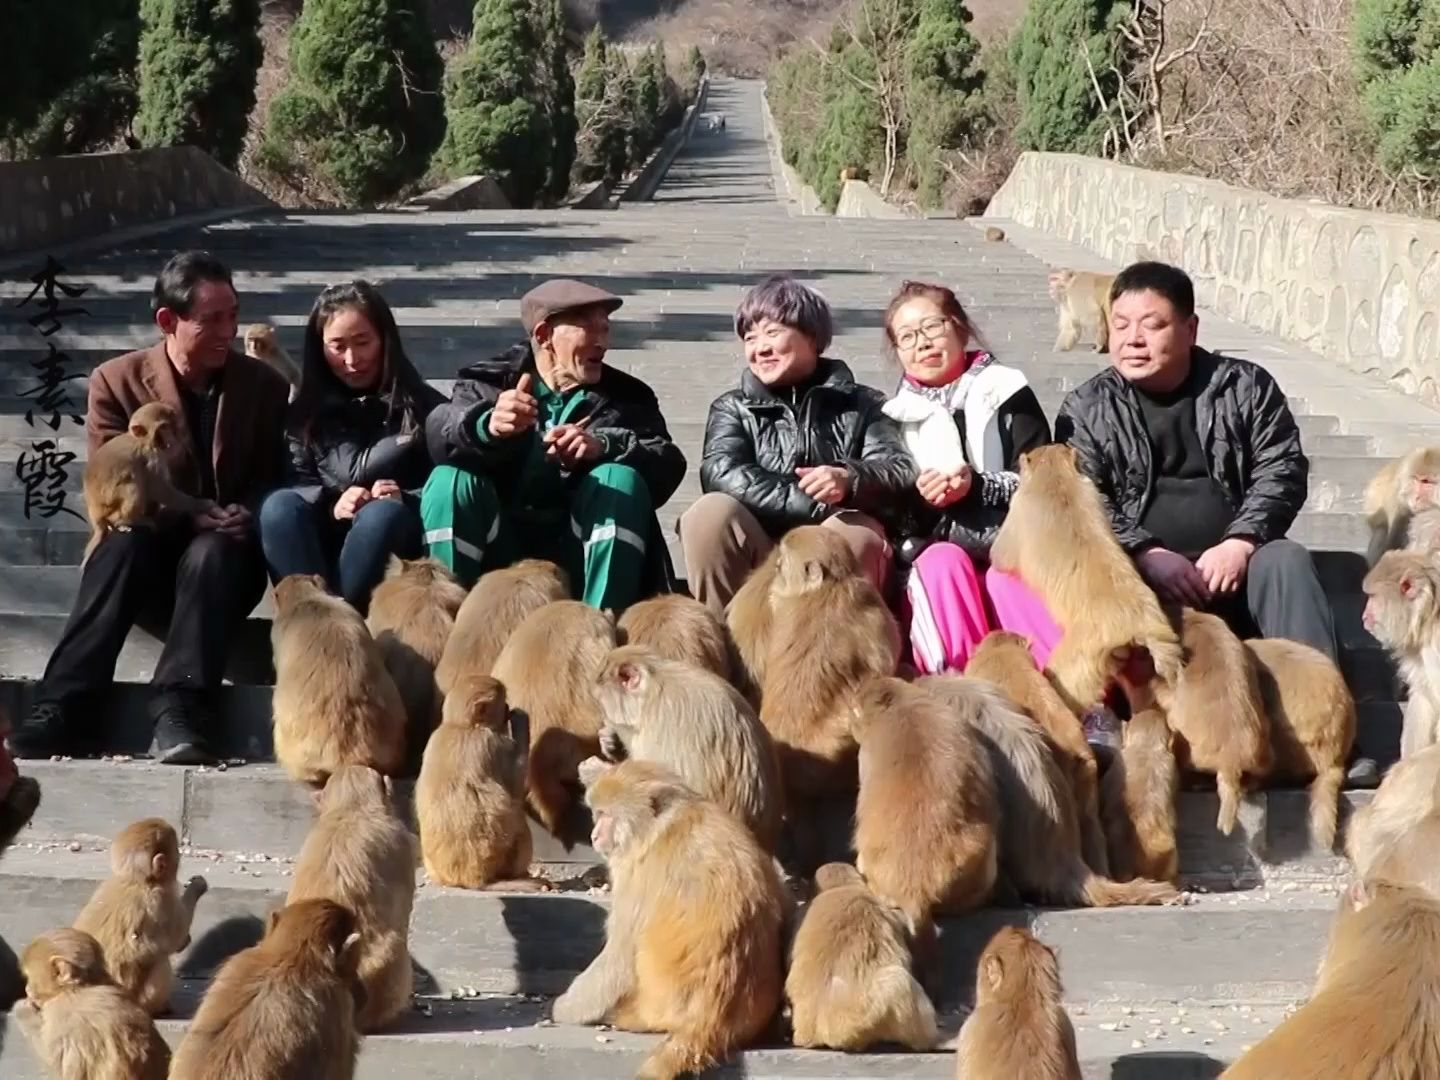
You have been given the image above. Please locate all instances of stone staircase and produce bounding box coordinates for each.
[2,76,1438,1076]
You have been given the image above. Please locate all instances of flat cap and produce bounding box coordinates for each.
[520,279,623,334]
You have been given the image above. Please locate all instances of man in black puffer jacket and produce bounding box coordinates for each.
[1055,262,1337,660]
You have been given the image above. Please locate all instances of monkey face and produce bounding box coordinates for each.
[1402,460,1440,513]
[591,809,618,855]
[1362,552,1440,647]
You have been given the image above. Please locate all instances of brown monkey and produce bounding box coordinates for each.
[1048,268,1115,354]
[1246,638,1356,851]
[1347,741,1440,899]
[925,675,1176,907]
[0,729,40,855]
[491,599,617,846]
[82,401,212,562]
[984,225,1007,242]
[169,899,364,1080]
[1364,446,1440,564]
[967,630,1107,874]
[1154,608,1271,835]
[366,555,467,771]
[594,644,783,851]
[13,928,170,1080]
[1362,549,1440,757]
[956,927,1082,1080]
[989,445,1183,710]
[416,673,541,891]
[286,765,416,1033]
[1221,880,1440,1079]
[852,676,999,933]
[1101,664,1180,885]
[73,818,207,1016]
[270,573,407,785]
[243,323,301,388]
[617,593,735,681]
[435,559,570,694]
[553,759,786,1079]
[785,862,938,1052]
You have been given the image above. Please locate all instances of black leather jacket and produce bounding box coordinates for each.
[1055,348,1308,554]
[699,358,917,536]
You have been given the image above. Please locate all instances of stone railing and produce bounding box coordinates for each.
[0,146,273,259]
[989,152,1440,403]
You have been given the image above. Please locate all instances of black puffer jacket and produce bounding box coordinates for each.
[1054,348,1308,554]
[699,358,917,536]
[286,382,447,505]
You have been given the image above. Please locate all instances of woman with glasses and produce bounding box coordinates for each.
[258,281,446,614]
[881,280,1059,672]
[679,274,916,611]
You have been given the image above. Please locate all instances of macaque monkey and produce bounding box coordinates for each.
[169,899,365,1080]
[1153,609,1271,835]
[851,677,999,936]
[730,527,900,863]
[1048,268,1115,353]
[0,749,40,855]
[1221,880,1440,1079]
[366,555,467,771]
[243,322,301,388]
[1346,741,1440,899]
[553,759,786,1080]
[286,765,416,1033]
[435,559,569,694]
[984,225,1006,242]
[1246,638,1356,851]
[83,401,211,562]
[594,644,783,851]
[73,818,207,1015]
[270,574,407,785]
[926,675,1177,907]
[1100,668,1180,884]
[1363,446,1440,564]
[956,927,1083,1080]
[990,445,1183,710]
[491,599,617,846]
[1362,549,1440,757]
[617,593,735,681]
[13,928,170,1080]
[785,862,938,1051]
[416,673,541,891]
[967,630,1107,874]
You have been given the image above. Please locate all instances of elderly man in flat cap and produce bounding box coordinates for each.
[421,279,686,610]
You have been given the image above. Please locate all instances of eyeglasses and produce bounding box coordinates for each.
[892,317,953,352]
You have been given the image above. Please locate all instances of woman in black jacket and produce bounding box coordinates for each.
[258,281,445,613]
[678,274,917,610]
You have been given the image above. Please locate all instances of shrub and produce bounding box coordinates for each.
[1009,0,1127,153]
[1353,0,1440,176]
[905,0,984,204]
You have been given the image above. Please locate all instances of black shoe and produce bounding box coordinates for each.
[1346,756,1381,790]
[148,691,220,766]
[7,701,73,760]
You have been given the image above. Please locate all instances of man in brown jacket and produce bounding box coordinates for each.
[7,251,289,765]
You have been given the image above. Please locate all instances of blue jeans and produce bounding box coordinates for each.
[259,488,423,613]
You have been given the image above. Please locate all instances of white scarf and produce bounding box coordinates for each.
[883,351,995,474]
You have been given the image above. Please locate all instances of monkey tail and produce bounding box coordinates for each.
[1216,769,1244,836]
[636,1031,725,1080]
[1308,763,1345,852]
[1080,873,1178,908]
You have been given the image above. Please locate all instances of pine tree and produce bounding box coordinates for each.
[628,46,662,166]
[262,0,444,205]
[1353,0,1440,176]
[136,0,263,167]
[686,44,707,91]
[539,0,578,200]
[439,0,552,206]
[904,0,983,206]
[1010,0,1127,153]
[574,27,628,185]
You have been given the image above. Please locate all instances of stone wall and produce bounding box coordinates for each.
[989,152,1440,403]
[0,147,272,258]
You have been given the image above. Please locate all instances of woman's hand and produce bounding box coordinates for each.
[917,467,972,508]
[370,479,402,501]
[334,485,371,521]
[796,465,851,506]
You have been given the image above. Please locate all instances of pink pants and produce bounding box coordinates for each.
[904,541,1063,674]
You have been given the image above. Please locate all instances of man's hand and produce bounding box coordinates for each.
[488,373,539,438]
[543,421,602,469]
[1195,537,1255,595]
[214,504,252,538]
[1137,546,1211,607]
[916,467,972,509]
[370,479,402,501]
[333,486,371,522]
[192,503,229,532]
[796,465,851,506]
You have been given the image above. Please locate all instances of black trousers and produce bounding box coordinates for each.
[1206,538,1339,662]
[38,524,267,705]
